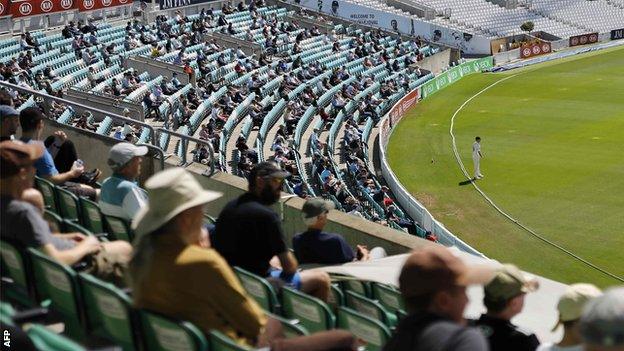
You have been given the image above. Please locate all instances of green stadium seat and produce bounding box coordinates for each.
[35,177,58,213]
[281,287,335,333]
[78,197,105,234]
[28,248,85,340]
[339,277,372,297]
[209,330,252,351]
[27,324,86,351]
[43,210,64,233]
[0,239,36,307]
[328,283,345,309]
[62,219,93,236]
[336,307,391,351]
[265,312,309,338]
[345,290,397,328]
[103,214,133,242]
[371,282,405,314]
[233,267,279,312]
[78,273,139,350]
[55,186,81,222]
[139,310,209,351]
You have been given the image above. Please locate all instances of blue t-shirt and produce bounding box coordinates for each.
[21,138,58,177]
[292,229,355,265]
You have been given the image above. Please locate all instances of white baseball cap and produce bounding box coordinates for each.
[554,283,602,330]
[108,142,148,171]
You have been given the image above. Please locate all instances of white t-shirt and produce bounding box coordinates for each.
[536,343,583,351]
[472,141,481,158]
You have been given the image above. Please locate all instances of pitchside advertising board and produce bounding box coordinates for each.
[3,0,128,17]
[569,33,598,47]
[421,56,493,98]
[520,42,552,59]
[612,28,624,40]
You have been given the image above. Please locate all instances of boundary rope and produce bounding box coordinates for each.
[448,74,624,283]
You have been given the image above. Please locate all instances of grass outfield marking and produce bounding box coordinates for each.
[448,73,624,283]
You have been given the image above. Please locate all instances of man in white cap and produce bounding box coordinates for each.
[99,142,148,221]
[538,283,602,351]
[580,286,624,351]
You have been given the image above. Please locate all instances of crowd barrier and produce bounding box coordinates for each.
[377,57,494,257]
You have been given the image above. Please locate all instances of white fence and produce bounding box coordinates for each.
[377,88,486,257]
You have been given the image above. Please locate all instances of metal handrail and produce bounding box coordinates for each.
[137,143,165,171]
[156,128,216,176]
[0,82,217,175]
[0,81,158,147]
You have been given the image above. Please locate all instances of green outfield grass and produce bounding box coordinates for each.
[387,46,624,287]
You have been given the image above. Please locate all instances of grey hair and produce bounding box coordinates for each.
[302,215,319,227]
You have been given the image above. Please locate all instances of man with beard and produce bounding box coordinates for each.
[212,161,331,302]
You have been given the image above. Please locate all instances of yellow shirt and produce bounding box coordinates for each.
[133,234,267,346]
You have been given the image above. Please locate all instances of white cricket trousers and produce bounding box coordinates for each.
[473,156,481,178]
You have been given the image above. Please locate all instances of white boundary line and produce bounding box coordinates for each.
[449,74,624,283]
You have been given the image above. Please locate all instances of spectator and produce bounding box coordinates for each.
[292,197,387,264]
[383,246,493,351]
[579,286,624,351]
[129,168,357,350]
[1,105,19,142]
[474,264,541,351]
[18,108,97,200]
[537,284,602,351]
[213,161,332,302]
[0,140,131,286]
[99,143,149,221]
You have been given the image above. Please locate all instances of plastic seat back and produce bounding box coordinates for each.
[281,287,335,333]
[0,239,35,306]
[337,307,391,351]
[345,290,397,327]
[79,273,138,350]
[55,186,81,222]
[28,248,85,340]
[27,324,86,351]
[139,310,209,351]
[35,177,58,213]
[208,330,252,351]
[233,267,279,312]
[79,197,104,233]
[103,214,133,242]
[371,282,405,314]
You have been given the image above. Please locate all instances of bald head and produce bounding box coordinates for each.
[22,188,45,214]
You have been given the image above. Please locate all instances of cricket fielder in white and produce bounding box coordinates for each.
[473,136,483,179]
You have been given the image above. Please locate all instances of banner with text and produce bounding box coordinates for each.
[159,0,214,10]
[611,28,624,41]
[421,56,493,99]
[77,0,130,12]
[290,0,493,55]
[569,33,598,47]
[520,42,552,59]
[9,0,75,18]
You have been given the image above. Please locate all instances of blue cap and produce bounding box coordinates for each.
[0,105,19,119]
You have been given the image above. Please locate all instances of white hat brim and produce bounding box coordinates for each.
[132,189,222,238]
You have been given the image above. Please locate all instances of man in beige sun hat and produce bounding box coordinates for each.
[128,167,358,350]
[474,264,541,351]
[537,283,602,351]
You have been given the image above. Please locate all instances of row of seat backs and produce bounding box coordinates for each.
[0,242,294,351]
[234,268,409,351]
[34,176,134,243]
